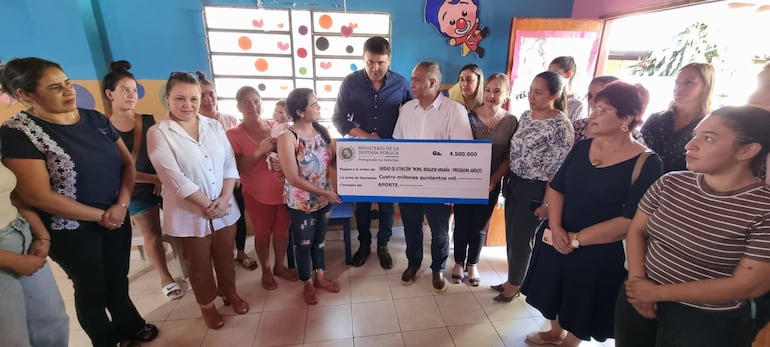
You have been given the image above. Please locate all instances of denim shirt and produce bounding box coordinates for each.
[332,69,412,139]
[0,144,29,256]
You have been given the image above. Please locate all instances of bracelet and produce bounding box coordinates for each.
[35,238,50,241]
[119,203,128,208]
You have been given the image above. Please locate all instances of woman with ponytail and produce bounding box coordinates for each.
[103,61,184,301]
[493,71,574,302]
[277,88,341,305]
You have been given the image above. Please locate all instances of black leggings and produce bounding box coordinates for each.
[49,221,145,347]
[453,184,499,265]
[614,288,753,347]
[233,185,247,251]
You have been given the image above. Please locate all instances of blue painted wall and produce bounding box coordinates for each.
[1,1,96,78]
[1,0,573,82]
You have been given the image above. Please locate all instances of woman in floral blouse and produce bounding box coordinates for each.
[277,88,342,305]
[492,71,574,302]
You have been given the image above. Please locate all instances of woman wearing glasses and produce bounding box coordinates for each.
[0,57,156,347]
[522,81,662,346]
[147,72,248,329]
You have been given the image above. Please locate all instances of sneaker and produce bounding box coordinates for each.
[377,246,393,269]
[351,246,371,267]
[401,267,419,285]
[432,272,447,292]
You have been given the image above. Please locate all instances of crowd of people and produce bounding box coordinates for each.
[1,35,770,347]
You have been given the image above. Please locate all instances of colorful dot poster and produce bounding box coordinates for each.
[203,6,391,130]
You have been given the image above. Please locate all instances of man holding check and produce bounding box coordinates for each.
[393,61,473,291]
[332,36,412,269]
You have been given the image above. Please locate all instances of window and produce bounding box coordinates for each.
[203,6,391,136]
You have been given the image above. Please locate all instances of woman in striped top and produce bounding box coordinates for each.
[618,106,770,347]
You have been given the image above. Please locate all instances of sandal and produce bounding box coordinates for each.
[274,266,299,282]
[261,271,278,290]
[490,283,505,292]
[314,278,341,293]
[200,304,224,329]
[467,264,480,287]
[493,291,520,303]
[221,293,249,314]
[161,282,184,300]
[312,271,341,293]
[524,331,566,345]
[132,323,159,342]
[450,264,464,284]
[450,273,464,284]
[235,256,258,271]
[303,284,319,305]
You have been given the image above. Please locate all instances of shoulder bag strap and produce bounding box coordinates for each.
[631,150,652,186]
[131,113,143,161]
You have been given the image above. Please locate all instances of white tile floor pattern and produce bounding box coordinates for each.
[52,227,617,347]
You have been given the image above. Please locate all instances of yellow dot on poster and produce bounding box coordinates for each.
[319,15,333,29]
[254,58,269,72]
[238,36,252,51]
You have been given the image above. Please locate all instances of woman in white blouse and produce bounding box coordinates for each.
[147,72,248,329]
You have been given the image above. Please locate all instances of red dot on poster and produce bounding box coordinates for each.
[319,15,333,29]
[238,36,252,51]
[297,48,307,58]
[254,58,269,72]
[324,84,332,92]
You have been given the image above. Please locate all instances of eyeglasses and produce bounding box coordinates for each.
[168,71,199,81]
[593,104,616,115]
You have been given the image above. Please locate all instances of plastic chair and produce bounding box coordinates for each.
[328,202,353,265]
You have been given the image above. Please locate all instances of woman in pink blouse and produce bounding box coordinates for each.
[226,86,295,290]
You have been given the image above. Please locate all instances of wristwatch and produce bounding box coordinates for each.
[570,234,580,248]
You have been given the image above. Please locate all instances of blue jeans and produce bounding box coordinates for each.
[354,202,394,247]
[287,205,332,282]
[0,216,69,347]
[399,203,451,273]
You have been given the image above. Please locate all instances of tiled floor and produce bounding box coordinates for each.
[52,226,617,347]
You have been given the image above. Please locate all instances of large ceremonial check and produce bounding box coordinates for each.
[335,139,492,204]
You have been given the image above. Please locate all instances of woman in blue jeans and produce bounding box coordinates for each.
[0,152,69,347]
[277,88,341,305]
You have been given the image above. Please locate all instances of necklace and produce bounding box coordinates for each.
[590,138,632,167]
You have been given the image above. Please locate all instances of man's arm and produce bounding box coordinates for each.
[332,75,357,136]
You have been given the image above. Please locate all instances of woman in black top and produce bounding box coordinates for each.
[104,60,184,301]
[0,57,157,347]
[640,63,714,172]
[522,81,662,346]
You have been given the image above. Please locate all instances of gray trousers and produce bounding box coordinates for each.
[503,175,547,286]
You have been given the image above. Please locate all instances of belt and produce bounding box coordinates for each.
[510,174,546,184]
